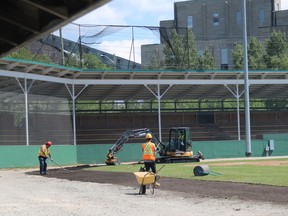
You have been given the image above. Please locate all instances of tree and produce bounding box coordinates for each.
[278,55,288,70]
[65,53,110,69]
[232,37,266,70]
[162,29,215,70]
[264,31,288,70]
[163,29,187,70]
[148,50,164,70]
[248,37,265,70]
[185,29,199,69]
[197,49,216,70]
[8,47,52,63]
[65,54,79,68]
[232,43,244,69]
[9,46,109,70]
[8,47,34,59]
[82,53,110,69]
[264,99,288,110]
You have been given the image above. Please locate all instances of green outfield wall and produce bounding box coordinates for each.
[1,134,288,169]
[0,145,77,168]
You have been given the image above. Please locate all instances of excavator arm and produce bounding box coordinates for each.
[105,128,163,165]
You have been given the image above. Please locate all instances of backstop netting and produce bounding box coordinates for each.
[0,78,73,146]
[38,23,247,70]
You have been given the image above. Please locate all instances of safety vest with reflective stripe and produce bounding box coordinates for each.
[38,145,49,157]
[142,141,156,161]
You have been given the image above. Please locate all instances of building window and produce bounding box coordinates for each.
[187,16,193,29]
[236,11,242,25]
[213,13,219,26]
[259,9,265,25]
[221,48,228,70]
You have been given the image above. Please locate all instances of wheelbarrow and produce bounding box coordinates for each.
[133,165,164,194]
[134,171,157,194]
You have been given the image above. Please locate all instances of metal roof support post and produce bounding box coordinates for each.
[72,84,76,146]
[25,79,29,146]
[243,0,252,156]
[65,83,89,145]
[236,84,241,141]
[145,84,173,141]
[157,84,162,141]
[16,78,34,146]
[225,84,244,141]
[65,84,76,145]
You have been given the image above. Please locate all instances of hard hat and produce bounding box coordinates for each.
[46,141,52,146]
[145,133,152,139]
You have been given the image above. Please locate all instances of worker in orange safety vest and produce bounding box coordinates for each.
[142,133,160,187]
[142,133,157,173]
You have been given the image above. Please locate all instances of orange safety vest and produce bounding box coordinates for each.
[142,141,156,161]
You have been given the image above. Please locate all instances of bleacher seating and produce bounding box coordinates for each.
[2,111,288,145]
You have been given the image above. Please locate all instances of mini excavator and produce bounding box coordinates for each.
[105,127,204,165]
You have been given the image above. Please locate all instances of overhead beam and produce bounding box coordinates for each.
[174,86,201,101]
[249,85,271,97]
[265,86,288,99]
[0,0,111,58]
[124,86,147,101]
[75,85,94,101]
[2,69,288,86]
[99,86,122,101]
[20,0,69,20]
[197,86,222,100]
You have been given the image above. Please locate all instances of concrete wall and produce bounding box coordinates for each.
[171,0,275,39]
[141,44,165,69]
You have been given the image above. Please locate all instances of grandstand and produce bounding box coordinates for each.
[1,57,288,147]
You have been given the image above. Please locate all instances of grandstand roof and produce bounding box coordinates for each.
[0,0,110,58]
[1,57,288,102]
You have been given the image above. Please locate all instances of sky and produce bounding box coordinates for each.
[282,0,288,10]
[75,0,288,26]
[75,0,181,26]
[60,0,182,63]
[62,0,288,63]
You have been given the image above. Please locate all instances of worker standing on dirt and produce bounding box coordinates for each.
[38,141,53,175]
[142,133,160,186]
[142,133,156,172]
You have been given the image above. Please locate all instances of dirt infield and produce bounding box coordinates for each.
[1,167,288,216]
[28,165,288,204]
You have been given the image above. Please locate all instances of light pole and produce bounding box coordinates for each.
[100,54,116,69]
[243,0,252,157]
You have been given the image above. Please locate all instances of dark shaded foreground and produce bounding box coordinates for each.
[26,165,288,205]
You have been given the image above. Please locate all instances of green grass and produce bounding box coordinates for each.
[86,158,288,187]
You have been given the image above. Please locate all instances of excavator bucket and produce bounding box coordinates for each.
[105,153,120,165]
[105,158,120,165]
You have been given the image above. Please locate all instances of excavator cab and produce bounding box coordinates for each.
[167,127,193,154]
[155,127,204,163]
